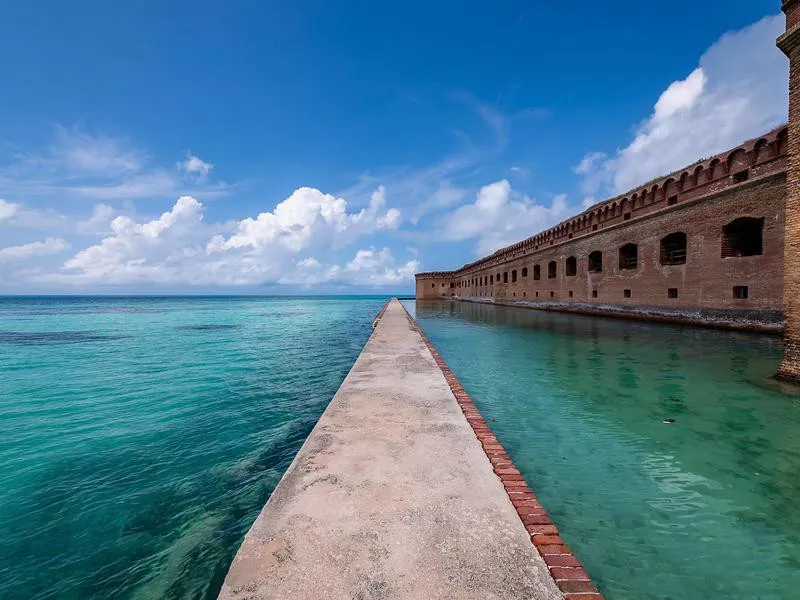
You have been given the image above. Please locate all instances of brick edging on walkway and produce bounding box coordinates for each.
[399,301,605,600]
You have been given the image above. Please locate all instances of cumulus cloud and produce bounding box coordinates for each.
[37,186,406,287]
[575,15,787,199]
[439,180,569,256]
[0,238,70,263]
[178,153,213,180]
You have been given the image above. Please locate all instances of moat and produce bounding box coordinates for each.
[404,299,800,600]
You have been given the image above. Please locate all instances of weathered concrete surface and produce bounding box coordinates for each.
[218,299,562,600]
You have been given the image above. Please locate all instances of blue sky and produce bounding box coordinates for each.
[0,1,788,294]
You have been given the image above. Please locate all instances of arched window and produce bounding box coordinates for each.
[521,267,528,278]
[661,232,687,265]
[533,265,541,280]
[566,256,577,276]
[490,274,494,284]
[511,269,518,283]
[588,251,603,273]
[619,244,638,270]
[548,261,557,279]
[503,271,508,284]
[722,217,764,257]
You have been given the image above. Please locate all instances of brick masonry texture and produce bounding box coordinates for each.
[416,126,788,333]
[778,0,800,380]
[399,301,606,599]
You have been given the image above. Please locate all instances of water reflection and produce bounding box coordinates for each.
[408,299,800,600]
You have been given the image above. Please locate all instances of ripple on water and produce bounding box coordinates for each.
[0,296,388,600]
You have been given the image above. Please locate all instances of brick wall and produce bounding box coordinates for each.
[778,3,800,378]
[416,127,788,331]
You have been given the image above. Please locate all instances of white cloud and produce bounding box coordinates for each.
[77,204,116,234]
[0,238,70,263]
[575,15,787,197]
[0,199,20,221]
[439,180,569,256]
[37,186,405,287]
[178,153,213,180]
[1,127,232,202]
[52,126,142,175]
[281,247,419,287]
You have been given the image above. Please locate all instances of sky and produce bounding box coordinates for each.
[0,1,789,294]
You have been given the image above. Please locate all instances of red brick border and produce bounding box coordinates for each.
[399,300,604,600]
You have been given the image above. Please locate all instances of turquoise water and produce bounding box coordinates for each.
[405,300,800,600]
[0,296,386,600]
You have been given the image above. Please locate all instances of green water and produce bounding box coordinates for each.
[0,296,386,600]
[404,299,800,600]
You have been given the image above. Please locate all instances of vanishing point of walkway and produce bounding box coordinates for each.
[218,299,563,599]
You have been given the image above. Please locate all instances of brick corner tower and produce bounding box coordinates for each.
[778,0,800,382]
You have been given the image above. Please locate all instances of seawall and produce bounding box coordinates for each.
[218,299,599,599]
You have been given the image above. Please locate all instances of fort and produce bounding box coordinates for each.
[415,126,788,331]
[417,1,800,382]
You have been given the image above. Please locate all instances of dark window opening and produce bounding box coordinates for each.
[667,195,678,206]
[521,267,528,278]
[568,291,574,298]
[550,240,554,246]
[588,251,603,273]
[668,288,678,299]
[511,269,518,283]
[547,261,557,279]
[624,212,631,221]
[733,286,749,299]
[592,290,598,298]
[624,289,632,298]
[533,265,541,281]
[733,170,749,184]
[660,232,687,265]
[523,292,526,297]
[722,217,764,257]
[619,244,638,270]
[550,291,554,298]
[566,256,577,277]
[535,292,539,298]
[431,283,435,288]
[568,233,573,239]
[592,224,598,231]
[490,275,493,284]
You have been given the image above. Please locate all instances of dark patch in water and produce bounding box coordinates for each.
[0,331,129,345]
[175,324,241,332]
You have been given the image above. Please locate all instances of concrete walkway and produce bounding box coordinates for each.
[218,299,562,600]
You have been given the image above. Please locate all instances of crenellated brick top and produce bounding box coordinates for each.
[416,125,788,281]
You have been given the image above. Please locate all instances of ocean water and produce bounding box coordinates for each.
[405,299,800,600]
[0,296,386,600]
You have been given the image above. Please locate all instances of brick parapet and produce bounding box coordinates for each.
[399,301,605,599]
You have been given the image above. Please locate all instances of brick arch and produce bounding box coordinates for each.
[777,127,789,155]
[753,138,773,163]
[679,171,691,190]
[663,178,677,199]
[693,165,705,185]
[709,158,725,179]
[727,148,749,174]
[650,184,660,202]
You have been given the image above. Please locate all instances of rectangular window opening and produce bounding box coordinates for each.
[592,290,598,299]
[624,212,631,221]
[667,195,678,206]
[733,285,749,299]
[568,291,573,298]
[624,289,632,298]
[668,288,678,299]
[733,170,749,184]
